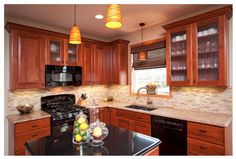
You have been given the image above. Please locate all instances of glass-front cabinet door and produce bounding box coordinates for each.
[167,26,192,86]
[47,35,64,65]
[193,17,227,86]
[65,39,82,66]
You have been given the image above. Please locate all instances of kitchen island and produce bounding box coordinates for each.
[24,125,161,155]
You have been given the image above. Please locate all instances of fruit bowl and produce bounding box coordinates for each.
[89,119,109,147]
[72,111,90,144]
[16,104,33,114]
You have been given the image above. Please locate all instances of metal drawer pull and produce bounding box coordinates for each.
[199,129,207,133]
[31,125,38,128]
[199,146,207,150]
[31,134,38,137]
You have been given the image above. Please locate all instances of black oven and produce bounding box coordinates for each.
[45,65,82,87]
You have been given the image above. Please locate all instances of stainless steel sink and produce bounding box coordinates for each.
[125,105,157,111]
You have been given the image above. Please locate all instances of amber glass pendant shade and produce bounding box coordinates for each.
[105,4,122,29]
[69,5,82,44]
[138,51,147,61]
[69,26,81,44]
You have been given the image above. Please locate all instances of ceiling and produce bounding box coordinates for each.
[5,4,224,40]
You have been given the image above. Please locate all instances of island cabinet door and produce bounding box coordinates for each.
[115,117,132,130]
[98,108,109,123]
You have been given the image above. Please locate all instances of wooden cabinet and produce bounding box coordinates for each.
[81,41,105,85]
[163,6,231,86]
[6,23,129,89]
[144,146,159,156]
[114,109,151,135]
[110,40,129,85]
[166,25,192,86]
[46,35,82,66]
[8,118,51,155]
[187,121,232,155]
[98,107,116,126]
[8,28,45,89]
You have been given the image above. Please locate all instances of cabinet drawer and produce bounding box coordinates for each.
[188,137,224,155]
[15,127,50,152]
[133,120,151,136]
[116,109,150,123]
[115,117,132,130]
[15,150,25,155]
[15,118,50,134]
[187,122,224,146]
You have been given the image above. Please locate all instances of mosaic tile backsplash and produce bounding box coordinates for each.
[7,85,232,115]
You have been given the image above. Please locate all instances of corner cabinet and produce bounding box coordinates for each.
[163,6,232,87]
[6,27,45,89]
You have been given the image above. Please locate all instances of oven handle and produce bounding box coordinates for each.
[52,118,75,126]
[161,125,183,132]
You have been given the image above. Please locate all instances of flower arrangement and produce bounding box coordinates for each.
[146,82,158,95]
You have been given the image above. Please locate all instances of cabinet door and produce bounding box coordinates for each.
[102,46,112,84]
[46,35,64,65]
[111,45,120,84]
[193,16,228,86]
[115,117,132,130]
[166,25,192,86]
[98,108,109,123]
[133,120,151,136]
[82,42,93,85]
[11,30,45,89]
[64,39,82,66]
[93,44,104,84]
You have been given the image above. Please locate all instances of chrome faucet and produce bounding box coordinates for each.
[136,87,153,105]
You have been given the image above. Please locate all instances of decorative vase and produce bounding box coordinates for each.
[89,119,109,147]
[72,111,90,145]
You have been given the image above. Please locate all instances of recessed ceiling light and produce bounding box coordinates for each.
[95,14,104,19]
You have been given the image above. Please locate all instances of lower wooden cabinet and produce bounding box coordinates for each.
[144,146,159,156]
[187,121,232,155]
[114,109,151,136]
[8,117,51,155]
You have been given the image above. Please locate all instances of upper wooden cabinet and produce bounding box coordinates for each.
[6,26,45,89]
[6,22,129,89]
[163,6,232,87]
[46,35,82,66]
[109,40,129,85]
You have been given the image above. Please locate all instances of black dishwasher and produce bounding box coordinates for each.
[151,115,187,155]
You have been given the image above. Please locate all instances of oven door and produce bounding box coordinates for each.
[51,118,74,138]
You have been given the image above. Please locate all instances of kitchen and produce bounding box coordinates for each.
[3,3,233,157]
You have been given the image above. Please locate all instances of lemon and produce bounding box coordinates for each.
[75,134,82,142]
[93,127,102,137]
[78,117,86,124]
[80,123,88,130]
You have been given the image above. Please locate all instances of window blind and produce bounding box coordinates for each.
[132,40,166,70]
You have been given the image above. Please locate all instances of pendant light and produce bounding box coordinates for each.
[138,23,147,61]
[105,4,122,29]
[69,5,81,44]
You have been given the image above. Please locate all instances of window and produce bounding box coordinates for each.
[132,68,170,95]
[131,39,170,96]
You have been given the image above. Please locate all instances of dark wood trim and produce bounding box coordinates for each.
[108,39,130,45]
[162,5,232,30]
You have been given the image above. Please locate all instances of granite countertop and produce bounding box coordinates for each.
[7,110,51,124]
[25,125,161,155]
[86,101,232,127]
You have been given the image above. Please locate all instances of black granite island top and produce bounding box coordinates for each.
[25,125,161,155]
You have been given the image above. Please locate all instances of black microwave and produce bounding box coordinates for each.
[45,65,82,87]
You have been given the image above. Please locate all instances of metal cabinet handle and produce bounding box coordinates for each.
[199,146,207,150]
[31,134,38,137]
[199,129,207,133]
